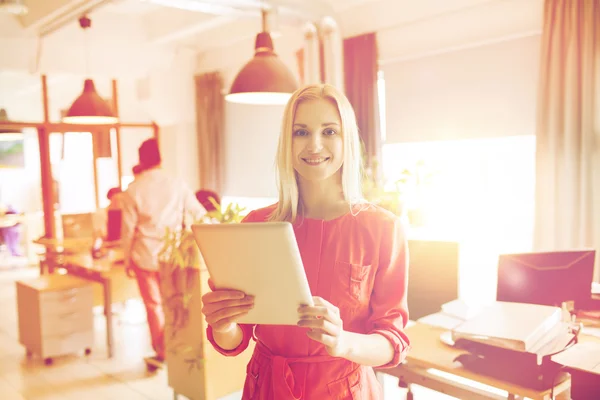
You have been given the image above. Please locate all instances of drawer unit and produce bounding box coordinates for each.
[16,275,94,365]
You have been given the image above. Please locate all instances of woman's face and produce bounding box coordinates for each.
[291,98,344,183]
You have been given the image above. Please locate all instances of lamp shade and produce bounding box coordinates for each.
[226,32,298,105]
[0,108,23,138]
[63,79,118,125]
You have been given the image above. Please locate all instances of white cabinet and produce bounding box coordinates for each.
[16,275,94,365]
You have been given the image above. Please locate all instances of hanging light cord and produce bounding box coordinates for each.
[79,15,92,77]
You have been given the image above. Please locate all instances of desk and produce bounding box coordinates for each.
[381,323,572,400]
[34,238,136,359]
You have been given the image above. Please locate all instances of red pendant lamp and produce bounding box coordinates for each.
[63,16,118,125]
[226,9,298,105]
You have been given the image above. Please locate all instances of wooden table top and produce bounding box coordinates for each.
[385,322,576,398]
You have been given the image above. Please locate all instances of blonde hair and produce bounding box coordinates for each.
[269,84,364,222]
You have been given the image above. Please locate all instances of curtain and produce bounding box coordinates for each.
[296,48,305,84]
[533,0,600,280]
[343,32,381,182]
[195,72,225,195]
[296,44,325,85]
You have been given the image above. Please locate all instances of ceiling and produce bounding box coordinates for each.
[0,0,543,121]
[2,0,535,53]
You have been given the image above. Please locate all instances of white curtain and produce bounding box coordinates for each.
[533,0,600,281]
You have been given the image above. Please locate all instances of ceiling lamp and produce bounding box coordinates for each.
[226,9,298,105]
[63,16,118,125]
[0,0,28,15]
[0,108,23,140]
[63,79,118,124]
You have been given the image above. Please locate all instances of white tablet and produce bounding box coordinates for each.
[191,222,314,325]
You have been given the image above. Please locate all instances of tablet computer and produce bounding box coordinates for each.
[191,222,313,325]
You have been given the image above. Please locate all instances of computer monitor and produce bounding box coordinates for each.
[61,212,94,238]
[496,250,596,307]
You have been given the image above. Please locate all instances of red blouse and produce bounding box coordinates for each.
[206,203,410,399]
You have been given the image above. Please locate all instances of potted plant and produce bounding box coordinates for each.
[158,199,246,376]
[362,158,437,227]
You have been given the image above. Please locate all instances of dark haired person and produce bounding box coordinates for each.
[121,138,206,365]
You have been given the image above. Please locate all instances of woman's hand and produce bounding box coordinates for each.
[297,296,349,358]
[201,279,254,333]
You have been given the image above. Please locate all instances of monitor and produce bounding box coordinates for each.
[496,250,596,307]
[61,212,94,239]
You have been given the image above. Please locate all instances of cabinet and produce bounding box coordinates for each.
[16,274,94,365]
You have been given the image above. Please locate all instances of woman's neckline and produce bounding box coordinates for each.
[298,203,367,223]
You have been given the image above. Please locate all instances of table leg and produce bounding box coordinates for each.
[103,279,114,358]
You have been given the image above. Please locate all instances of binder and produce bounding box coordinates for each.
[451,301,563,352]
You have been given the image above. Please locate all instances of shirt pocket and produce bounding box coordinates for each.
[332,261,372,312]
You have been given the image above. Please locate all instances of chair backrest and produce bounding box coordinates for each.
[407,240,460,320]
[106,209,122,241]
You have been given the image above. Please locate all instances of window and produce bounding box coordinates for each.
[382,136,536,303]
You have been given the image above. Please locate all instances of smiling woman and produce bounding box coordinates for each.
[201,84,410,400]
[291,100,344,187]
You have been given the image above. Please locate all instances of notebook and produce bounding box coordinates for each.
[451,301,563,352]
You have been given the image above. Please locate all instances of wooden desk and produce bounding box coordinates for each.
[34,238,137,359]
[381,323,572,400]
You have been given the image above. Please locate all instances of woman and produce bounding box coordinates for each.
[201,84,409,399]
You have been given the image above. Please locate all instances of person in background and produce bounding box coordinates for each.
[132,164,144,179]
[195,189,221,212]
[107,187,123,210]
[200,84,410,399]
[0,204,22,257]
[121,138,206,366]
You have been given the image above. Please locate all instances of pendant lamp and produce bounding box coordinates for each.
[63,79,118,124]
[63,16,118,125]
[226,9,298,105]
[0,108,23,140]
[0,0,28,15]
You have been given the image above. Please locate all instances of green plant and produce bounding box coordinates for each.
[362,158,437,222]
[158,200,246,363]
[203,197,246,224]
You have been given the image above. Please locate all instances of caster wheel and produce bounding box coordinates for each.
[44,358,53,366]
[84,348,92,355]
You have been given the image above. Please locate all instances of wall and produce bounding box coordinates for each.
[383,34,541,143]
[196,27,303,200]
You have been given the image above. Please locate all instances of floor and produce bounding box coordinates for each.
[0,265,451,400]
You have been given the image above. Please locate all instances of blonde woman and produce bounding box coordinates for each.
[201,84,409,399]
